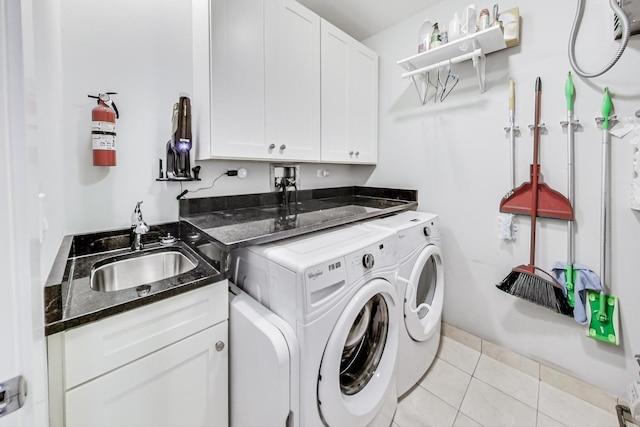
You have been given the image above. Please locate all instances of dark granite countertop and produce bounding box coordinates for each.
[179,186,418,249]
[44,187,415,335]
[44,222,227,336]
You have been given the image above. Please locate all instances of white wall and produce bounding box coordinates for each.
[365,0,640,397]
[50,0,639,400]
[58,0,371,235]
[33,0,66,281]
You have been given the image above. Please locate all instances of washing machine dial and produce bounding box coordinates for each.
[362,253,375,269]
[423,226,431,237]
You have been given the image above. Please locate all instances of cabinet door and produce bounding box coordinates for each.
[348,42,378,164]
[65,322,228,427]
[320,19,350,163]
[63,281,227,390]
[265,0,320,161]
[209,0,267,159]
[320,21,378,164]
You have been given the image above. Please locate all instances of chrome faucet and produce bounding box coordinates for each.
[273,166,298,211]
[130,201,150,251]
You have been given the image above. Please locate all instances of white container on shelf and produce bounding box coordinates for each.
[448,13,461,41]
[461,4,476,36]
[418,19,433,53]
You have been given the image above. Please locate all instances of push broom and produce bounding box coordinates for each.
[586,88,620,345]
[497,77,573,315]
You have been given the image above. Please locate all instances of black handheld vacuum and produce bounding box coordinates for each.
[166,96,193,179]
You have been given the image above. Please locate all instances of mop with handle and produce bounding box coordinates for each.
[564,72,577,308]
[586,87,620,345]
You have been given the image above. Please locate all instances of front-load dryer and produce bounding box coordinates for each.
[230,225,400,426]
[362,211,444,397]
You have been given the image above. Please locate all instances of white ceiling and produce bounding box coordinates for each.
[297,0,442,40]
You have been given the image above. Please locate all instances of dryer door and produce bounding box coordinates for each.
[317,278,398,427]
[404,244,444,341]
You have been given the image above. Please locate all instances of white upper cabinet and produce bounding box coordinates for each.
[265,0,321,161]
[207,0,267,160]
[197,0,377,164]
[204,0,320,161]
[321,20,378,164]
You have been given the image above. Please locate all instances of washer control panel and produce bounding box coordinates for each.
[396,217,441,259]
[346,236,396,281]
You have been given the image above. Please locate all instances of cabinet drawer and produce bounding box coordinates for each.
[64,280,228,389]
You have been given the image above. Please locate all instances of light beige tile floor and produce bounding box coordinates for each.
[393,336,619,427]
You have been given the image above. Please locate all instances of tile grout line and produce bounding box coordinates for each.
[535,371,541,427]
[455,355,484,427]
[443,322,619,413]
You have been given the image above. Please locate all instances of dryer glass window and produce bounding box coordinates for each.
[340,294,389,395]
[416,256,438,319]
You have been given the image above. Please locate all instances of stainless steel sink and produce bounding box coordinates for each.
[91,250,197,292]
[197,242,222,261]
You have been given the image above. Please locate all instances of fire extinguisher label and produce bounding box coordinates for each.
[92,134,116,150]
[91,121,116,133]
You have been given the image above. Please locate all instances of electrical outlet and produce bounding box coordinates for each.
[316,169,330,177]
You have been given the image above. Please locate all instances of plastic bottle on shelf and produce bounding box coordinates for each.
[429,23,442,49]
[448,12,461,41]
[461,4,476,36]
[418,19,433,53]
[479,8,490,30]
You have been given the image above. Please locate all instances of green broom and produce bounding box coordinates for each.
[497,78,572,315]
[586,88,620,345]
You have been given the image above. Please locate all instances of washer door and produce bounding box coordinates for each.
[317,278,398,427]
[404,245,444,341]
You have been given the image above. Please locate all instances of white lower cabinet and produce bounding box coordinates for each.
[66,323,227,427]
[47,281,228,427]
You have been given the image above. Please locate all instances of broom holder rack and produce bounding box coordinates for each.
[503,124,521,136]
[560,118,581,130]
[528,123,547,135]
[595,115,618,129]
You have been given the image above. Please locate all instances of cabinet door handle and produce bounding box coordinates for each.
[0,375,27,418]
[280,144,286,150]
[355,151,360,156]
[349,151,354,155]
[269,144,275,150]
[215,341,225,352]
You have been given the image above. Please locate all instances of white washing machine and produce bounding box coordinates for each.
[229,225,400,426]
[361,211,444,397]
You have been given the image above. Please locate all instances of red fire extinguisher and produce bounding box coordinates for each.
[88,92,119,166]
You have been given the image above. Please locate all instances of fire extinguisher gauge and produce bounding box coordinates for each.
[88,92,119,118]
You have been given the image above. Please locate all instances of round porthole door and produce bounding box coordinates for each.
[317,278,399,427]
[404,245,444,341]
